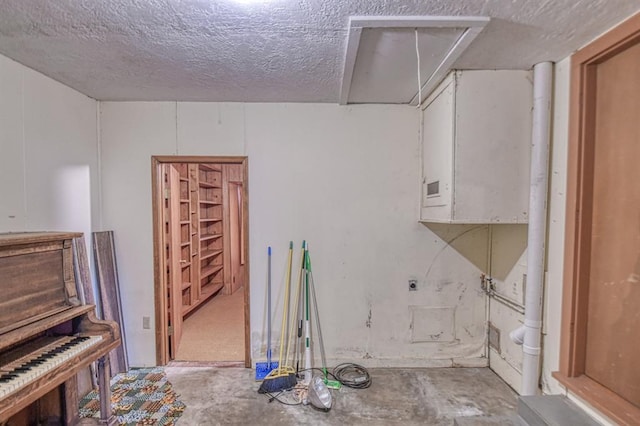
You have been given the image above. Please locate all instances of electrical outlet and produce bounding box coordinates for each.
[409,279,418,291]
[142,316,150,329]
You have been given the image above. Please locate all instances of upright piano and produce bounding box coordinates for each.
[0,232,121,425]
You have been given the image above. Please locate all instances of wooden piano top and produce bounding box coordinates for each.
[0,232,83,247]
[0,232,83,339]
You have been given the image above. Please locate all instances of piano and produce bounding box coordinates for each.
[0,232,121,425]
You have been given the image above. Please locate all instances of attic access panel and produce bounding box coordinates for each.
[339,16,489,105]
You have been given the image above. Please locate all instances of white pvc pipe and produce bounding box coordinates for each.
[520,61,553,396]
[510,324,526,346]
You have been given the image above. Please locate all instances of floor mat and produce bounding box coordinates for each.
[79,367,186,425]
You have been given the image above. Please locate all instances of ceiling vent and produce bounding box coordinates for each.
[339,16,489,105]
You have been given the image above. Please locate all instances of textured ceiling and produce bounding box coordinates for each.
[0,0,639,102]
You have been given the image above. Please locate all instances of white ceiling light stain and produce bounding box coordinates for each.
[0,0,638,102]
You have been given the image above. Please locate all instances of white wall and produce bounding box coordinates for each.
[487,225,528,392]
[0,53,98,246]
[100,102,489,367]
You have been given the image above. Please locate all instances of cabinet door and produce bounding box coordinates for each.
[453,70,531,223]
[421,79,455,221]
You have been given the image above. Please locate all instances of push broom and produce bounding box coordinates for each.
[258,242,297,393]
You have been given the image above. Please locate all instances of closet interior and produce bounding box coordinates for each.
[163,161,245,361]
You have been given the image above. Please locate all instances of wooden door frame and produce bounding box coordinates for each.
[553,12,640,425]
[151,155,251,367]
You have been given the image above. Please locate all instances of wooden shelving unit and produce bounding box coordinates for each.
[175,164,195,313]
[166,162,231,322]
[197,164,224,309]
[188,164,200,305]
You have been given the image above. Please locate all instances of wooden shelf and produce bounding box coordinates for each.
[182,303,195,315]
[201,264,223,279]
[199,164,222,172]
[200,282,224,298]
[200,249,223,261]
[182,303,198,316]
[200,218,222,222]
[199,181,221,189]
[182,282,223,316]
[168,162,227,327]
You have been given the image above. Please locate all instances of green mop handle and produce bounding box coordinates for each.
[308,250,330,382]
[304,241,312,383]
[267,246,272,366]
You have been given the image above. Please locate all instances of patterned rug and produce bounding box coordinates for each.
[79,367,186,425]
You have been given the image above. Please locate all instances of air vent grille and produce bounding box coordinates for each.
[427,180,439,196]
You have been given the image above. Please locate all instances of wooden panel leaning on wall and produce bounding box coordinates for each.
[93,231,129,377]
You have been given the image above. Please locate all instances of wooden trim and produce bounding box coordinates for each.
[242,158,250,368]
[553,373,640,425]
[152,155,244,164]
[167,360,244,368]
[221,165,231,295]
[572,12,640,65]
[151,155,251,368]
[556,10,640,424]
[63,375,79,426]
[151,157,168,365]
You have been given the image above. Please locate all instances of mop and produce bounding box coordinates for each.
[303,241,312,384]
[258,242,297,393]
[307,248,341,389]
[255,247,278,380]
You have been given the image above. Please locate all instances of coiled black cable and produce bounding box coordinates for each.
[332,363,372,389]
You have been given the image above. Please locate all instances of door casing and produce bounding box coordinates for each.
[151,155,251,367]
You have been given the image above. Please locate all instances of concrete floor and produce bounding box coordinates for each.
[165,367,518,425]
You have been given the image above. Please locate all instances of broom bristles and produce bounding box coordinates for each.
[257,371,297,393]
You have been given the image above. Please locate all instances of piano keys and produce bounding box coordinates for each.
[0,232,121,425]
[0,335,103,399]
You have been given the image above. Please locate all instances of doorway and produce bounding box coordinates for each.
[152,156,250,367]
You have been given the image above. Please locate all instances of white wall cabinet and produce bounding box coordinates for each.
[420,70,533,223]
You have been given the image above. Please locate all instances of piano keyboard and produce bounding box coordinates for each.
[0,335,103,399]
